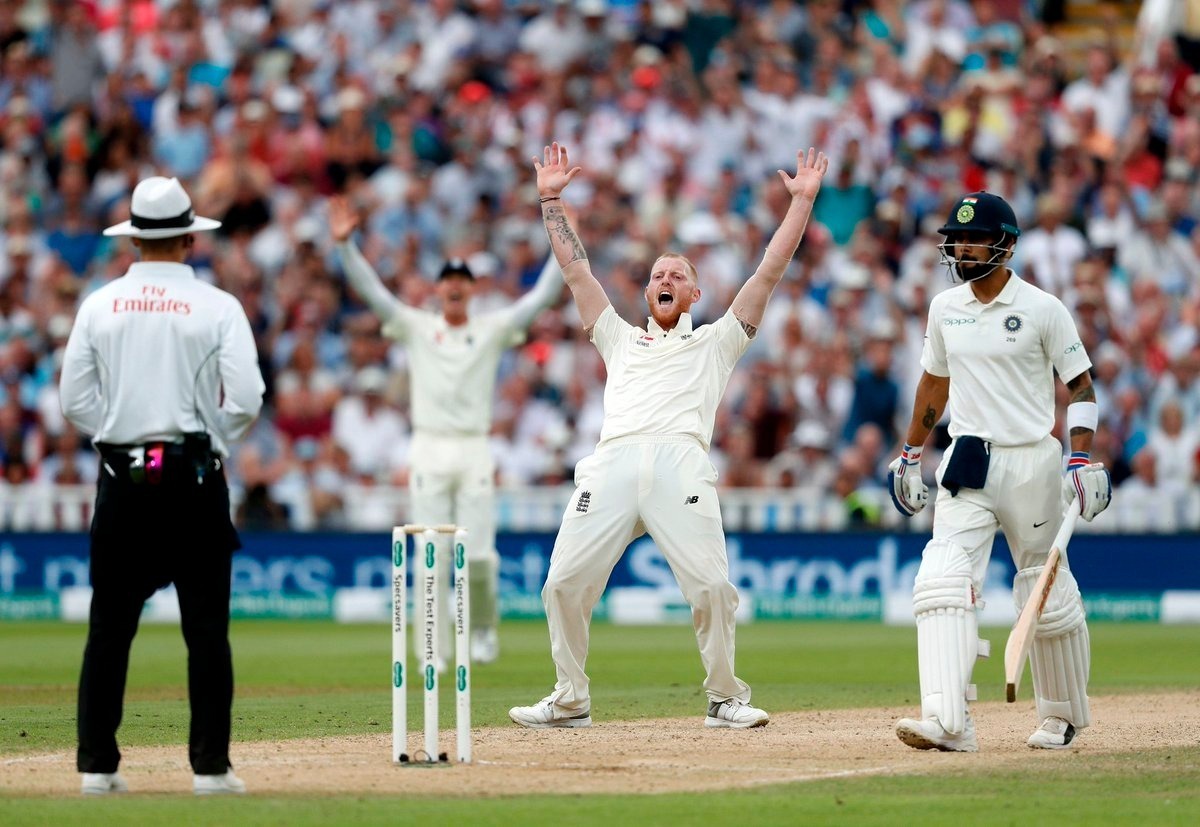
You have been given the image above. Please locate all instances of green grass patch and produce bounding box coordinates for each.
[4,621,1200,755]
[3,620,1199,824]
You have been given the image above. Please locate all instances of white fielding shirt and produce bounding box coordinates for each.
[590,307,751,451]
[921,272,1091,446]
[338,241,562,436]
[59,261,265,455]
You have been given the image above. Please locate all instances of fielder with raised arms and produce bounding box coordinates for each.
[330,197,562,665]
[509,144,828,730]
[888,191,1111,752]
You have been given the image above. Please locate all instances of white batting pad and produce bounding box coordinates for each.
[912,539,983,735]
[1014,564,1091,728]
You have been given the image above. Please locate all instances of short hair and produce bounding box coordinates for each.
[653,252,699,285]
[135,235,189,255]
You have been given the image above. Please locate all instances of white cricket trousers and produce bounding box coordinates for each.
[408,432,499,656]
[543,435,751,711]
[932,434,1064,572]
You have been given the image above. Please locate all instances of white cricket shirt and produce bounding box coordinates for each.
[59,261,265,456]
[921,272,1092,446]
[590,307,751,451]
[339,240,562,437]
[382,306,526,435]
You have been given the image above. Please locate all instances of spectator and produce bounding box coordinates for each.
[331,366,409,481]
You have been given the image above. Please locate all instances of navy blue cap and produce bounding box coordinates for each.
[438,258,474,280]
[938,192,1020,237]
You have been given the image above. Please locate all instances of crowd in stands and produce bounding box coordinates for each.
[1,0,1199,532]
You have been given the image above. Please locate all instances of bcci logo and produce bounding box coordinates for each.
[1003,315,1023,333]
[957,204,975,223]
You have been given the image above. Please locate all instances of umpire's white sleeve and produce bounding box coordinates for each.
[59,298,104,435]
[216,299,265,440]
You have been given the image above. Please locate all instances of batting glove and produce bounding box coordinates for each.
[1061,452,1112,522]
[888,444,928,517]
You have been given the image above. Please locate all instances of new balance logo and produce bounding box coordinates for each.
[576,491,591,513]
[684,495,699,505]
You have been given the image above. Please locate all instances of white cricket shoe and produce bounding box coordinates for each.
[471,628,499,664]
[508,697,591,729]
[705,699,769,729]
[193,770,247,795]
[1027,717,1077,750]
[81,772,128,796]
[895,712,979,752]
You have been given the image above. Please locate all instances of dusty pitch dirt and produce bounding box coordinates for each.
[3,691,1197,797]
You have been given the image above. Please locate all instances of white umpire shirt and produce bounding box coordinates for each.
[921,272,1092,447]
[59,261,265,456]
[590,307,751,452]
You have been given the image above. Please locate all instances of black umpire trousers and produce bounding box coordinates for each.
[77,449,241,775]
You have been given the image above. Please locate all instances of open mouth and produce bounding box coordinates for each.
[657,291,673,306]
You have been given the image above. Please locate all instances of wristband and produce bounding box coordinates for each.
[901,443,922,463]
[1066,401,1098,432]
[1067,451,1090,470]
[539,195,562,204]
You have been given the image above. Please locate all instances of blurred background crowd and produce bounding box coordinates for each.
[1,0,1199,532]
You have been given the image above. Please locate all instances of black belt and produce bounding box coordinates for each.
[97,434,219,485]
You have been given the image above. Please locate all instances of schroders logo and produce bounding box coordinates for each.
[1064,341,1083,354]
[943,317,977,326]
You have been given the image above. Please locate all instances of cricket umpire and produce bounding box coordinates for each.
[888,192,1111,752]
[60,176,265,795]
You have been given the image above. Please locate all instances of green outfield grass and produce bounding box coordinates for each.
[3,620,1199,824]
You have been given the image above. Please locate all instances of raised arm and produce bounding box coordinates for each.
[730,148,829,334]
[534,143,610,331]
[504,255,564,333]
[329,195,407,325]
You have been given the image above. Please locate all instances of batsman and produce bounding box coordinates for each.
[889,192,1111,751]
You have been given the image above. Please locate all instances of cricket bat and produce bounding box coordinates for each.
[1004,498,1081,703]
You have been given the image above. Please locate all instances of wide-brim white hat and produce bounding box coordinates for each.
[103,176,221,239]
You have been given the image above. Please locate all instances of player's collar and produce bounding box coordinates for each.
[965,270,1020,306]
[646,313,694,336]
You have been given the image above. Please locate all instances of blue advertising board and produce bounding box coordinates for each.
[2,531,1198,622]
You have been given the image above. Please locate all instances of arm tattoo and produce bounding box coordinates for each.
[921,405,937,429]
[543,205,587,264]
[1067,372,1096,437]
[739,319,758,339]
[1066,378,1096,404]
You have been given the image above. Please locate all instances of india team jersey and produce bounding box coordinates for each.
[921,273,1092,446]
[382,306,525,435]
[590,306,751,451]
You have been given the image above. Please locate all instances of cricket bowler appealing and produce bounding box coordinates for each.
[509,144,827,730]
[889,191,1112,752]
